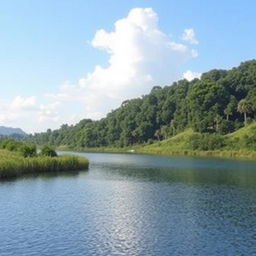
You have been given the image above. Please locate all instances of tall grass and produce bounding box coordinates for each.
[0,150,89,179]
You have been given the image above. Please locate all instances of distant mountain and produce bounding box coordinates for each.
[0,126,27,136]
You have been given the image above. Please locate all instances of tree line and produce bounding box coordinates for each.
[29,60,256,148]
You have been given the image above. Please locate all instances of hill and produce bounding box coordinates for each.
[28,59,256,156]
[0,126,26,136]
[136,123,256,159]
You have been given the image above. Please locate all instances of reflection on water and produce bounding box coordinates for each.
[81,152,256,187]
[0,170,83,183]
[1,152,256,256]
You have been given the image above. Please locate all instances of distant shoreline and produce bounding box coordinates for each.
[57,146,256,161]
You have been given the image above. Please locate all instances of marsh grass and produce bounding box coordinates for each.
[0,150,89,179]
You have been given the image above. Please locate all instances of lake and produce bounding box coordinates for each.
[1,152,256,256]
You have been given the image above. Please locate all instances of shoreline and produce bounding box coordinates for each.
[57,146,256,161]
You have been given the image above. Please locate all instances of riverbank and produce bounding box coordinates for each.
[0,149,89,179]
[137,147,256,160]
[57,145,256,161]
[59,146,256,160]
[57,127,256,160]
[55,124,256,160]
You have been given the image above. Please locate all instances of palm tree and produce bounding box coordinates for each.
[224,96,237,121]
[237,99,252,126]
[154,129,161,141]
[224,107,232,121]
[160,125,169,140]
[170,120,176,135]
[214,114,222,131]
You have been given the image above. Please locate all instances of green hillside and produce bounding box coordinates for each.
[28,59,256,158]
[226,121,256,139]
[136,123,256,159]
[139,129,197,151]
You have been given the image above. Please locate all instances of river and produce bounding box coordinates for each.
[1,152,256,256]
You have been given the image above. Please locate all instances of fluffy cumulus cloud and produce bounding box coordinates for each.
[0,8,200,132]
[50,8,198,121]
[182,70,201,81]
[0,96,63,132]
[0,96,37,124]
[83,8,197,98]
[38,102,60,123]
[182,28,198,45]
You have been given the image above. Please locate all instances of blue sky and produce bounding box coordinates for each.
[0,0,255,133]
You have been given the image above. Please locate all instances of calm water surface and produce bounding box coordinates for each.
[1,153,256,256]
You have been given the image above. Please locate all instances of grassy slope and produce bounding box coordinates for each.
[136,129,204,156]
[0,150,89,179]
[136,123,256,159]
[136,129,196,152]
[226,122,256,138]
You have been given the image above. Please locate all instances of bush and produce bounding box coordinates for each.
[19,144,37,157]
[242,133,256,150]
[147,139,154,144]
[5,141,18,151]
[188,133,225,151]
[40,145,57,157]
[188,134,202,150]
[218,120,235,135]
[206,134,225,150]
[0,138,37,157]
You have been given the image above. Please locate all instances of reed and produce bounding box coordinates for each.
[0,150,89,179]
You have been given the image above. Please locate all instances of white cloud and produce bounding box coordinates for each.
[182,28,198,45]
[46,82,85,101]
[0,112,19,123]
[0,96,37,126]
[50,7,198,120]
[0,96,63,132]
[10,96,37,111]
[182,70,201,81]
[1,8,200,132]
[38,102,61,123]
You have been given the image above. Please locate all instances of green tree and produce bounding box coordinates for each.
[224,96,237,120]
[237,99,252,126]
[20,144,36,157]
[40,145,57,157]
[214,114,222,132]
[27,60,256,149]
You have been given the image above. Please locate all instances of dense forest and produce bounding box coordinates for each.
[29,60,256,149]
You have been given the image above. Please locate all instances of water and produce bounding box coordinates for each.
[1,153,256,256]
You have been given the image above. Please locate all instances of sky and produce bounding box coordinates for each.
[0,0,256,133]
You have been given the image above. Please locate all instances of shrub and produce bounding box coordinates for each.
[242,133,256,150]
[188,133,225,151]
[40,145,57,157]
[19,144,37,157]
[206,134,225,150]
[188,134,202,150]
[218,120,235,135]
[147,139,154,144]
